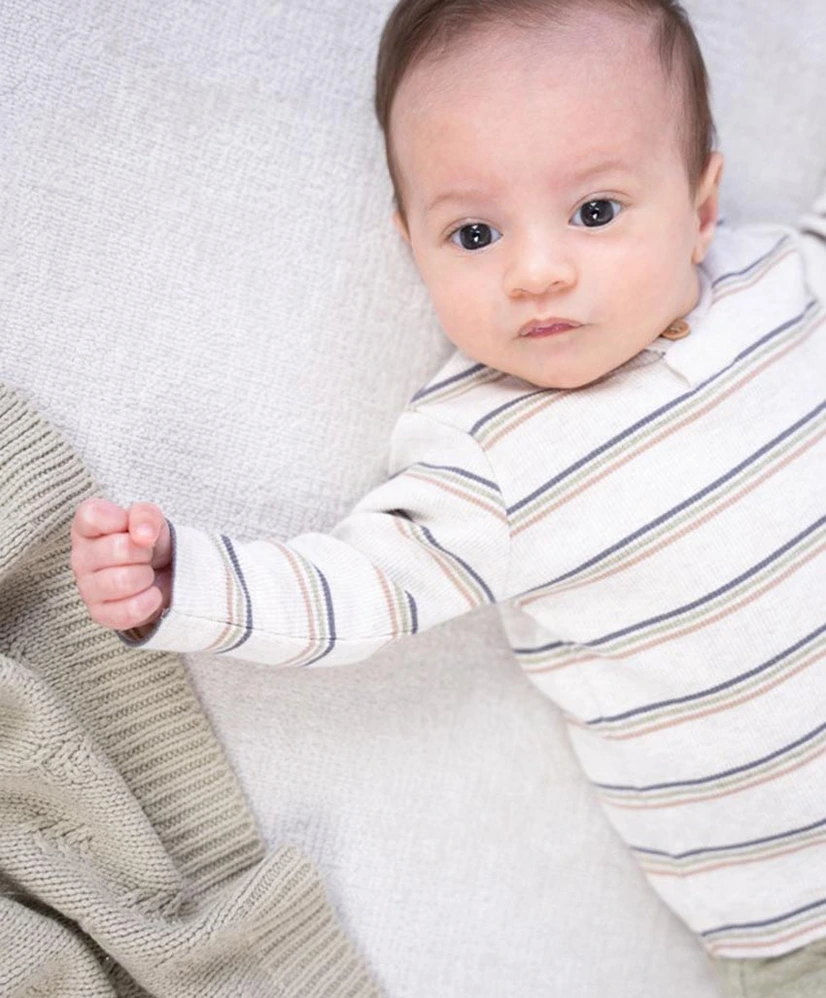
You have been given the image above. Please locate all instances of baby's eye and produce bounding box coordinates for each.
[450,222,503,251]
[570,199,623,228]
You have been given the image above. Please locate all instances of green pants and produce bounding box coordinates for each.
[713,940,826,997]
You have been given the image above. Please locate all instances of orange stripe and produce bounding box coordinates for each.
[604,737,826,811]
[274,543,328,666]
[595,646,826,741]
[527,538,826,674]
[405,470,507,521]
[711,246,797,304]
[375,563,400,637]
[520,423,826,607]
[643,835,826,879]
[706,916,826,956]
[512,313,824,537]
[480,391,569,450]
[206,538,242,652]
[393,517,478,610]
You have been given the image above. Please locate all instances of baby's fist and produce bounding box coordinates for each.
[71,498,173,632]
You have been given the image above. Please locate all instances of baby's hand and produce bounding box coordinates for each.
[71,499,173,631]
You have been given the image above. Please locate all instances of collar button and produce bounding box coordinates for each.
[661,319,691,341]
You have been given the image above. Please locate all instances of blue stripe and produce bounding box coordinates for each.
[513,639,565,655]
[632,815,826,861]
[587,621,826,728]
[596,718,826,794]
[219,535,254,653]
[412,462,500,493]
[711,235,790,287]
[701,896,826,939]
[470,387,553,436]
[515,515,826,656]
[419,523,496,604]
[411,363,487,402]
[299,565,337,666]
[407,591,419,634]
[506,302,817,517]
[521,399,826,599]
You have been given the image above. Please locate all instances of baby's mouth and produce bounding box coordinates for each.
[519,317,582,338]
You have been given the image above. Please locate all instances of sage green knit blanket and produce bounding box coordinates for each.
[0,385,383,998]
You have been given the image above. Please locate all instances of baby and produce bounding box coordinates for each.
[71,0,826,994]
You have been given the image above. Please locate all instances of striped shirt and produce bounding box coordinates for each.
[139,197,826,959]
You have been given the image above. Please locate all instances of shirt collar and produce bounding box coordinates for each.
[642,224,811,388]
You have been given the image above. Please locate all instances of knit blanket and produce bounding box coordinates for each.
[0,386,382,997]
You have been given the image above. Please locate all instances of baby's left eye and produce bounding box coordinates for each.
[450,222,503,251]
[570,199,623,228]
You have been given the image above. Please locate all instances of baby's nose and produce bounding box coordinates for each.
[504,234,577,298]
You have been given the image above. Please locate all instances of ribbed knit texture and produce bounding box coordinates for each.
[0,385,383,997]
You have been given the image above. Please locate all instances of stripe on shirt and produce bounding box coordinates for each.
[632,815,826,878]
[507,299,823,535]
[411,362,505,406]
[516,399,826,607]
[710,234,794,302]
[393,514,496,607]
[397,462,508,522]
[701,896,826,956]
[516,515,826,673]
[471,388,566,450]
[595,717,826,809]
[205,539,338,666]
[205,535,254,654]
[577,622,826,740]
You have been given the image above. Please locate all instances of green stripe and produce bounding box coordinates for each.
[415,366,504,408]
[600,726,826,810]
[524,406,826,605]
[405,465,505,516]
[593,630,826,739]
[638,825,826,877]
[510,306,818,532]
[398,518,489,607]
[521,520,826,673]
[213,535,247,653]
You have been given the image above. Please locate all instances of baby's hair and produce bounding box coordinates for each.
[375,0,716,215]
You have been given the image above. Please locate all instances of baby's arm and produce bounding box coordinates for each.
[72,410,513,666]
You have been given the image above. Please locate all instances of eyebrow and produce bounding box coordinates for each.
[424,159,632,216]
[425,188,495,215]
[570,158,632,183]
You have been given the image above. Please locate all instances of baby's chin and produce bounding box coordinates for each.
[494,360,618,392]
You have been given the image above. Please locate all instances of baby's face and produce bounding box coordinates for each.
[390,12,722,389]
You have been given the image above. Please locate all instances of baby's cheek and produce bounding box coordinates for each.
[430,285,478,345]
[624,251,680,325]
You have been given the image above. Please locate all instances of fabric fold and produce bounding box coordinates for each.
[0,385,382,998]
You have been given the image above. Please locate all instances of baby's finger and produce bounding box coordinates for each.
[72,532,155,575]
[128,502,167,549]
[89,586,165,632]
[83,564,157,606]
[72,498,129,539]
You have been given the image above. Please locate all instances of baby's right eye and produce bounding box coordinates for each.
[449,223,503,251]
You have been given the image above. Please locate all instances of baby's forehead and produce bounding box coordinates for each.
[397,11,672,118]
[395,15,674,135]
[390,16,686,209]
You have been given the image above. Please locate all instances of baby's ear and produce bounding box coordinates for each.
[392,209,411,245]
[693,151,725,264]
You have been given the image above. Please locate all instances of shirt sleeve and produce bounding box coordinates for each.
[125,409,513,665]
[799,177,826,305]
